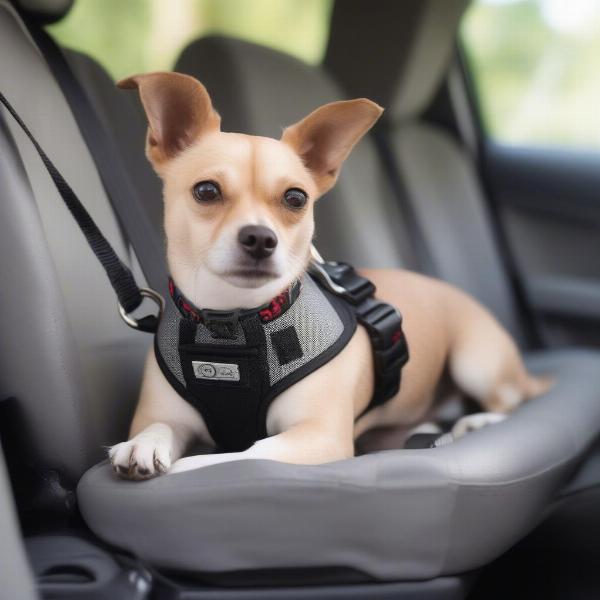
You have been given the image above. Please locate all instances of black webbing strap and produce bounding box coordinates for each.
[310,261,409,413]
[0,91,159,332]
[20,20,166,296]
[372,127,438,276]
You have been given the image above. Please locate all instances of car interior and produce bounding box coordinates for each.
[2,0,600,598]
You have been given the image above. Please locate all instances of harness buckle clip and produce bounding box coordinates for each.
[309,260,375,305]
[309,245,376,304]
[201,309,240,340]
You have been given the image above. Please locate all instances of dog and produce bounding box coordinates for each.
[109,72,552,479]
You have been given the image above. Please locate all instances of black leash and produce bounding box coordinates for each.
[21,23,167,296]
[0,91,161,333]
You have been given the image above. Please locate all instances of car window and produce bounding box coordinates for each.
[48,0,333,81]
[461,0,600,150]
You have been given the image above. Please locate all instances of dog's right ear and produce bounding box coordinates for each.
[118,72,220,169]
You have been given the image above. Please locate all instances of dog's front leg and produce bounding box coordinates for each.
[169,419,355,473]
[109,349,211,479]
[169,335,368,474]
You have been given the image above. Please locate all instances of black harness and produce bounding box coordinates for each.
[155,262,409,452]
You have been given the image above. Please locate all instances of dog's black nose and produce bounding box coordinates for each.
[238,225,278,259]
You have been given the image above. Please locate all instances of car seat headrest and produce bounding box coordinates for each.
[10,0,73,24]
[325,0,470,123]
[175,35,349,138]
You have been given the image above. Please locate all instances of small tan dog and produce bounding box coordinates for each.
[109,72,551,479]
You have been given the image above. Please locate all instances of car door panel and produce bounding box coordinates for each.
[485,142,600,346]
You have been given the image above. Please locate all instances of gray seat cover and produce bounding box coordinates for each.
[78,350,600,578]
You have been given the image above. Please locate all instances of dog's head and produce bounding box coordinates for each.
[120,72,382,308]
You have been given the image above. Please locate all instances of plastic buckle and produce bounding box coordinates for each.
[308,260,348,297]
[331,263,376,304]
[200,309,240,340]
[309,261,375,304]
[357,299,403,347]
[374,336,410,375]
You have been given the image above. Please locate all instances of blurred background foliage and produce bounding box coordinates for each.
[48,0,333,79]
[462,0,600,149]
[48,0,600,150]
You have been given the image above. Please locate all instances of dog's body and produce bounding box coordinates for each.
[109,72,551,479]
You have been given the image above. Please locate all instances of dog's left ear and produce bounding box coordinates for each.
[118,72,221,170]
[282,99,383,195]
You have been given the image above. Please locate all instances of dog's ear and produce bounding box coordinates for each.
[281,99,383,195]
[118,72,221,168]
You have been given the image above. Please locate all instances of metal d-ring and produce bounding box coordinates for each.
[118,288,165,331]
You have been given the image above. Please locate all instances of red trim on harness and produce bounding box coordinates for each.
[168,278,299,324]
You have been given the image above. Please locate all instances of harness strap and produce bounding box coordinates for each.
[0,90,159,332]
[310,261,409,414]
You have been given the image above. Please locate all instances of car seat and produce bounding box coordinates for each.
[2,0,600,597]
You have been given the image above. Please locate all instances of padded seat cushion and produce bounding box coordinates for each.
[77,349,600,580]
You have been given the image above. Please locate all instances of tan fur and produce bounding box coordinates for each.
[108,72,553,479]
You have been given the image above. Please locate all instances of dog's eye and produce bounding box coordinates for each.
[283,188,308,210]
[193,181,221,203]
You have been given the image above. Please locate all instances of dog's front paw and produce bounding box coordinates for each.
[108,432,171,480]
[451,412,506,439]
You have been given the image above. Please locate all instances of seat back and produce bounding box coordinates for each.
[0,0,152,499]
[325,0,523,339]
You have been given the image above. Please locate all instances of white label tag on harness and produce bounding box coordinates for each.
[192,361,240,382]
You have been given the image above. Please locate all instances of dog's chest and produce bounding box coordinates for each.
[154,275,356,451]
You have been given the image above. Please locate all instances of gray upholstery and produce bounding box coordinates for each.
[63,50,165,244]
[0,449,38,600]
[0,1,151,489]
[10,0,72,24]
[392,122,521,336]
[78,349,600,579]
[325,0,469,122]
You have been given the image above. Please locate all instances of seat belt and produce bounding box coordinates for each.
[0,91,162,333]
[372,126,438,276]
[19,17,166,298]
